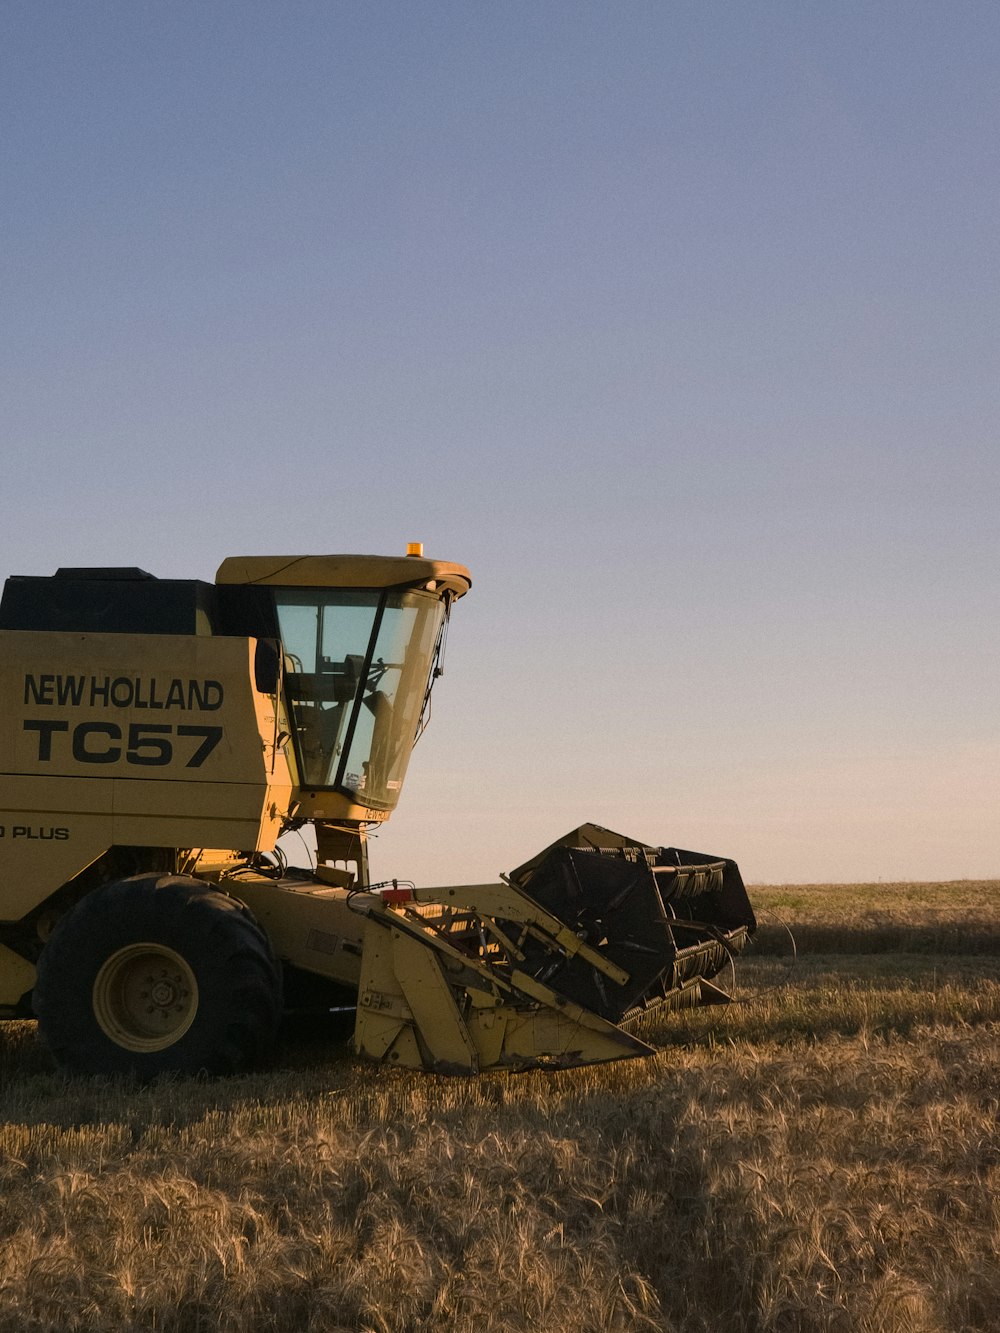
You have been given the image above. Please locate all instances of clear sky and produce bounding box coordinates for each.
[2,2,997,885]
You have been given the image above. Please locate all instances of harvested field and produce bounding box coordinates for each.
[0,881,997,1332]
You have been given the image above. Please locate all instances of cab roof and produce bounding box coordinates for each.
[215,554,471,599]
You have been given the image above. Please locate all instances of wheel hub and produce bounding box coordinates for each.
[150,977,178,1007]
[92,944,199,1052]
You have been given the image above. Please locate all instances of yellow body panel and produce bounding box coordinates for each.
[0,944,36,1006]
[227,875,364,988]
[0,629,292,921]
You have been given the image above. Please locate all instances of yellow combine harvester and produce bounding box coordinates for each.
[0,548,755,1076]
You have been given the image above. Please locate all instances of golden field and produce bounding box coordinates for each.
[0,880,997,1332]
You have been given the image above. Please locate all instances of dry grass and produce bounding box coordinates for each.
[0,881,996,1331]
[749,880,1000,958]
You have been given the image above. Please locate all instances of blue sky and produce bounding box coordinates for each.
[2,2,997,884]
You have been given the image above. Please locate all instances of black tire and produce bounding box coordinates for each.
[33,874,282,1078]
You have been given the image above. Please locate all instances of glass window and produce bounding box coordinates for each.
[339,592,445,807]
[273,588,445,810]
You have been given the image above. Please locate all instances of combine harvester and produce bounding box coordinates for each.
[0,547,755,1076]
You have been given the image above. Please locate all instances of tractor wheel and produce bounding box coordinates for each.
[33,874,282,1077]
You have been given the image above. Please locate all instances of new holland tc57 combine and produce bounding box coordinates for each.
[0,548,755,1077]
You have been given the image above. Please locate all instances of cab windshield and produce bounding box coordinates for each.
[274,587,446,810]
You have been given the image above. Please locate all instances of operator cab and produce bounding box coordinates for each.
[273,585,445,810]
[215,552,471,818]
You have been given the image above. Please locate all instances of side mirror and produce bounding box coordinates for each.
[254,639,281,693]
